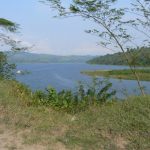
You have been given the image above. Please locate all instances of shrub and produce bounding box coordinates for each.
[32,90,47,105]
[0,52,16,79]
[32,78,116,112]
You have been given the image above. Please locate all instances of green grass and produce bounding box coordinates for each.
[81,69,150,81]
[0,79,150,150]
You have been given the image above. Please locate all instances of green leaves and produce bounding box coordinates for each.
[0,18,18,32]
[70,5,80,13]
[5,76,116,113]
[31,78,116,113]
[0,52,16,79]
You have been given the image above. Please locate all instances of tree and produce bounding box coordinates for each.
[0,18,18,79]
[0,18,29,51]
[0,18,19,50]
[0,52,16,79]
[0,18,18,32]
[42,0,146,95]
[131,0,150,45]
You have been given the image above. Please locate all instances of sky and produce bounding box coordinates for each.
[0,0,133,55]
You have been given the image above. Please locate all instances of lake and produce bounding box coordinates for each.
[16,63,150,98]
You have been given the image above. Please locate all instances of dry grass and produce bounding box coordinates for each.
[0,80,150,150]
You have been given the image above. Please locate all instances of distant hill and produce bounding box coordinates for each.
[6,52,95,63]
[87,47,150,66]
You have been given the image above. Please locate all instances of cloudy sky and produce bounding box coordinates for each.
[0,0,134,55]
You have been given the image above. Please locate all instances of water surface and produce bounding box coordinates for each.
[16,63,150,98]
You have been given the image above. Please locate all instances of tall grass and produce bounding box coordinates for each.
[0,79,150,149]
[13,78,116,113]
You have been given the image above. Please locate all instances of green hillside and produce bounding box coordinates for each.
[6,52,94,63]
[0,79,150,149]
[87,47,150,66]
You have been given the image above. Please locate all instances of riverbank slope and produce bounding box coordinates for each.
[0,80,150,150]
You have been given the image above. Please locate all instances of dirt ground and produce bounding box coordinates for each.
[0,123,70,150]
[0,124,48,150]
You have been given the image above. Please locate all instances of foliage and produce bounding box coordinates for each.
[131,0,150,46]
[87,47,150,66]
[10,80,32,97]
[44,0,132,49]
[0,79,150,149]
[0,18,20,50]
[42,0,147,95]
[32,78,116,112]
[82,69,150,81]
[0,18,29,51]
[0,18,18,32]
[0,52,16,79]
[3,78,116,113]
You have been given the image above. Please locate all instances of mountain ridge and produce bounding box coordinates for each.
[5,51,95,63]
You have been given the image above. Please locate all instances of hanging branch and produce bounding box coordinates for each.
[42,0,147,95]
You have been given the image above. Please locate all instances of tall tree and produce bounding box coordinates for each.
[0,18,20,51]
[42,0,146,95]
[0,52,16,79]
[0,18,18,32]
[0,18,17,79]
[0,18,28,51]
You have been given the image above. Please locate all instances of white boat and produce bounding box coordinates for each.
[16,70,30,75]
[16,70,22,74]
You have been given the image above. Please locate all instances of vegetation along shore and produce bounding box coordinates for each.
[0,79,150,150]
[1,0,150,149]
[81,69,150,81]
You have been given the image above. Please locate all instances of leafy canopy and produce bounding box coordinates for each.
[0,18,18,32]
[0,52,16,79]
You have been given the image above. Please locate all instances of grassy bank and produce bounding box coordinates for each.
[0,80,150,150]
[81,69,150,81]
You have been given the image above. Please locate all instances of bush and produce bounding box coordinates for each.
[0,52,16,79]
[32,78,116,112]
[6,78,116,112]
[8,80,32,106]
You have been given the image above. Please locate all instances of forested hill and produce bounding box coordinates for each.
[87,47,150,66]
[5,52,94,63]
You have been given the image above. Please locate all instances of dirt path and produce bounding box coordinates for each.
[0,124,69,150]
[0,124,46,150]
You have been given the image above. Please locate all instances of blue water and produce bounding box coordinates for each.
[16,63,150,98]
